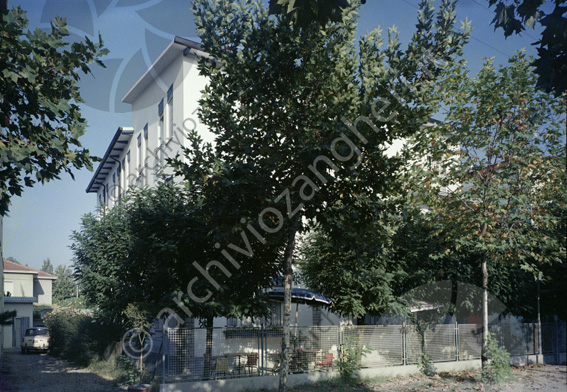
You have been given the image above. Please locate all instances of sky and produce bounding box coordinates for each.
[4,0,542,270]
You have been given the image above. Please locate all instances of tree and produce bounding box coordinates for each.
[488,0,566,96]
[0,5,107,214]
[53,265,75,302]
[0,1,107,357]
[41,258,54,275]
[72,181,281,377]
[299,200,409,323]
[416,52,566,369]
[189,0,469,389]
[5,256,19,264]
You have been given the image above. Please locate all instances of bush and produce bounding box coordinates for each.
[482,332,512,383]
[419,353,437,376]
[338,334,370,380]
[44,307,121,366]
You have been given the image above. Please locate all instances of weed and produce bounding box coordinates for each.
[338,334,371,380]
[482,332,512,383]
[419,353,437,376]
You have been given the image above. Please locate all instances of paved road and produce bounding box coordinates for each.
[0,349,124,392]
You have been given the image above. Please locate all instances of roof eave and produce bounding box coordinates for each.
[86,127,134,193]
[122,36,203,104]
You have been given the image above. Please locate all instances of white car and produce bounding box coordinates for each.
[21,327,50,353]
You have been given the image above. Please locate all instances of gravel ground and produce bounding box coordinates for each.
[364,364,567,392]
[0,349,125,392]
[1,349,565,392]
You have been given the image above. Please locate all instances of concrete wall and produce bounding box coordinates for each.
[160,360,484,392]
[35,278,53,305]
[2,302,33,349]
[4,272,33,297]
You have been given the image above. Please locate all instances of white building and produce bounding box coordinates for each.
[87,37,341,330]
[86,37,212,206]
[2,259,56,349]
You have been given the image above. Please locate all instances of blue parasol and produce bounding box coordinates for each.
[266,288,331,306]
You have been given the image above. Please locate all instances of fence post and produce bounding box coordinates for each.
[260,323,264,376]
[162,328,167,385]
[455,321,459,361]
[402,321,407,366]
[554,315,560,364]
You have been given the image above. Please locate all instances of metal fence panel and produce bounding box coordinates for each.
[346,325,403,367]
[458,324,482,360]
[425,324,457,362]
[502,322,536,356]
[163,320,564,383]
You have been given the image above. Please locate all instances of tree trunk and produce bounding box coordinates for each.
[0,215,4,358]
[278,215,299,392]
[481,251,489,370]
[204,316,214,379]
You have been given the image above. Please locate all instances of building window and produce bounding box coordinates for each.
[143,123,149,185]
[116,168,121,201]
[137,133,142,176]
[158,99,165,167]
[126,150,131,186]
[112,173,116,201]
[121,158,125,196]
[166,85,173,139]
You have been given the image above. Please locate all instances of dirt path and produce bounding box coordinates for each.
[0,349,125,392]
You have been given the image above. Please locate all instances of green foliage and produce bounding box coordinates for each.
[53,264,76,303]
[43,307,120,366]
[268,0,351,27]
[0,6,108,214]
[482,333,512,383]
[418,52,566,284]
[190,2,468,388]
[116,354,149,386]
[72,182,276,330]
[488,0,566,95]
[419,353,437,376]
[0,310,17,326]
[41,258,54,275]
[33,304,53,323]
[414,51,565,367]
[338,334,370,380]
[5,257,20,265]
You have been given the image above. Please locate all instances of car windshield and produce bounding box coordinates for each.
[25,329,48,336]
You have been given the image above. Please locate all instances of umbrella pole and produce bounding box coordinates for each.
[294,303,299,337]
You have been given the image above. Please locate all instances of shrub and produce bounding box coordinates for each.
[482,332,512,383]
[419,353,437,376]
[44,307,121,366]
[338,334,370,380]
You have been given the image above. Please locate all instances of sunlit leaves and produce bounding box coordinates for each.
[0,6,108,214]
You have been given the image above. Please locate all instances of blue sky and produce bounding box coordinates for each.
[4,0,541,270]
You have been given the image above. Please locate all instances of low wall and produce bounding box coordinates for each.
[160,360,485,392]
[160,352,559,392]
[160,371,340,392]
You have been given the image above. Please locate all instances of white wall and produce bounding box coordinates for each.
[35,278,53,306]
[4,272,34,298]
[2,302,33,349]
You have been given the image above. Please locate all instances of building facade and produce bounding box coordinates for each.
[2,259,56,349]
[86,37,212,207]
